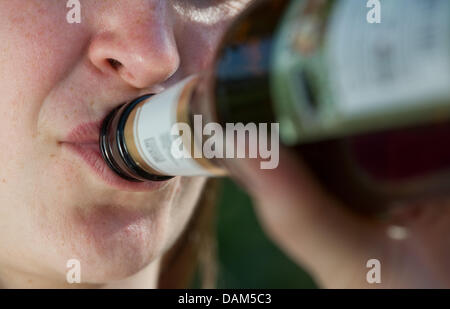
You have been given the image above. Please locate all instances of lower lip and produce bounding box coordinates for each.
[62,142,171,192]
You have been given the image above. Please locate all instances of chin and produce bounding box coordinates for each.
[49,203,170,284]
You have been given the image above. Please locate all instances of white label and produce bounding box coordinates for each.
[132,76,214,176]
[326,0,450,116]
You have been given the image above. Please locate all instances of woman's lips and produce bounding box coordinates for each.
[61,121,171,192]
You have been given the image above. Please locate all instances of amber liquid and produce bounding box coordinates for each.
[209,0,450,213]
[296,122,450,213]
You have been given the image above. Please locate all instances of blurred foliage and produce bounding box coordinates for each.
[215,178,317,288]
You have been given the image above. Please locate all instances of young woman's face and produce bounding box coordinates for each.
[0,0,250,286]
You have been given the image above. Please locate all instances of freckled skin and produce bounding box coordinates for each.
[0,0,252,288]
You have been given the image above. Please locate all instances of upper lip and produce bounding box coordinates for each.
[64,120,103,145]
[62,86,169,145]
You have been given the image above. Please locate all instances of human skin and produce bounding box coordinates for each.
[230,147,450,288]
[5,0,447,291]
[0,0,251,288]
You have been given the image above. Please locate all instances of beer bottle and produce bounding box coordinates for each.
[101,0,450,212]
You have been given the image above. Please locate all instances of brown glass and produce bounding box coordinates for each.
[201,0,450,214]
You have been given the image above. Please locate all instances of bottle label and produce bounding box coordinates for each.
[326,0,450,116]
[272,0,450,144]
[125,76,223,177]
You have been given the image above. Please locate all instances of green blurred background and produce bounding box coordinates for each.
[215,178,317,288]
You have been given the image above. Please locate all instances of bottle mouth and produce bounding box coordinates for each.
[99,97,174,183]
[100,106,140,182]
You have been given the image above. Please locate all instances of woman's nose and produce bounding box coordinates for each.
[88,1,180,89]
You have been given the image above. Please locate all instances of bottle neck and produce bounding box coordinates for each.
[207,0,291,125]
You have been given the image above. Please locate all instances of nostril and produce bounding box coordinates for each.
[107,58,122,70]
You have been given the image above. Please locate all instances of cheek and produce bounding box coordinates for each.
[0,103,36,183]
[0,1,90,188]
[163,176,207,252]
[174,1,251,72]
[0,1,89,126]
[176,20,231,72]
